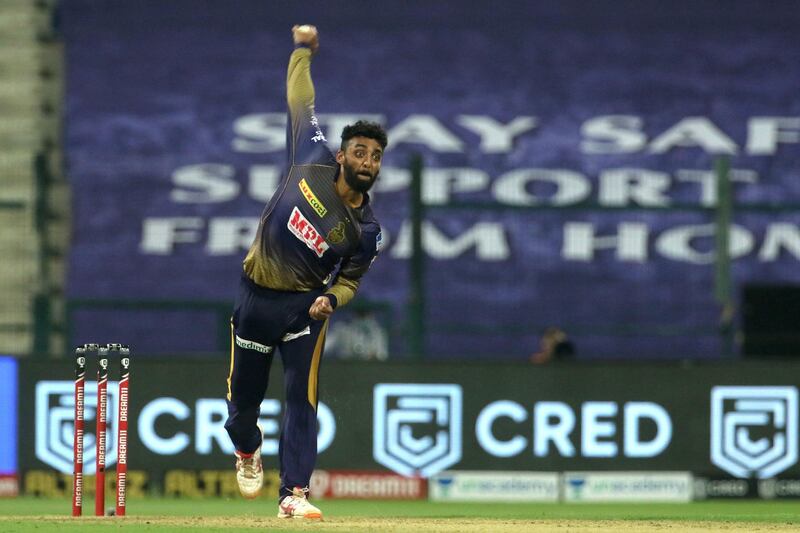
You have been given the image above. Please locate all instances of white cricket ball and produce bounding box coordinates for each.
[298,25,313,32]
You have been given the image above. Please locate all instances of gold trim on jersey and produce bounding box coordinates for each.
[226,321,234,401]
[307,319,329,410]
[299,178,327,217]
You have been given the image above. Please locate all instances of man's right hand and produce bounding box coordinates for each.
[292,24,319,54]
[309,296,334,320]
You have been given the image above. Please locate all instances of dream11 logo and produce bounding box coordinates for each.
[373,384,462,477]
[35,381,120,474]
[711,386,799,478]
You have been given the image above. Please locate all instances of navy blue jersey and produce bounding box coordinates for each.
[243,47,382,307]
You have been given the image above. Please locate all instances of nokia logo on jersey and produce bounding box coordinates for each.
[288,206,329,257]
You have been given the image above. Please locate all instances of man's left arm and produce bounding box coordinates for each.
[309,227,382,320]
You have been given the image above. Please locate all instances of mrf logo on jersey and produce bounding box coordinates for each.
[288,206,329,257]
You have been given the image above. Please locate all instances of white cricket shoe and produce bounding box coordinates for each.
[234,445,263,499]
[277,486,322,519]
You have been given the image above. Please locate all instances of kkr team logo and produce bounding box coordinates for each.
[373,383,462,478]
[711,386,798,478]
[35,380,119,474]
[326,222,345,244]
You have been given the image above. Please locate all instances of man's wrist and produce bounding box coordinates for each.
[324,293,338,309]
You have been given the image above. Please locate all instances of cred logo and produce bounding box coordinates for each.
[373,384,462,478]
[711,386,798,479]
[35,381,119,474]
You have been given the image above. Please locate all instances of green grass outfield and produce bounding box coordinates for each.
[1,497,799,532]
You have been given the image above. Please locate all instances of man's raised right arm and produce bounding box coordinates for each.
[286,25,329,165]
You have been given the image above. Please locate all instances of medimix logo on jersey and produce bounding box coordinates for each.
[288,206,329,257]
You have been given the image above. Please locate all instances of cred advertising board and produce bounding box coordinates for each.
[18,359,800,492]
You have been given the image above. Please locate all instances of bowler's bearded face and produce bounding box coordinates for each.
[339,137,383,193]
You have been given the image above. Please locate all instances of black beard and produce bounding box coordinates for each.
[343,164,377,193]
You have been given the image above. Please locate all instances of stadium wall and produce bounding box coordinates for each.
[17,358,800,499]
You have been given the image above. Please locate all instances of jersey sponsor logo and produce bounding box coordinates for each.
[376,231,384,252]
[299,178,327,217]
[234,335,273,354]
[327,222,345,244]
[282,326,311,342]
[310,115,327,143]
[288,206,330,257]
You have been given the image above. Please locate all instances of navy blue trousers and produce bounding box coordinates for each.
[225,275,327,499]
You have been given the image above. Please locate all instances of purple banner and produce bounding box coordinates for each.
[62,1,800,358]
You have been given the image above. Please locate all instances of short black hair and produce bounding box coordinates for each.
[340,120,388,150]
